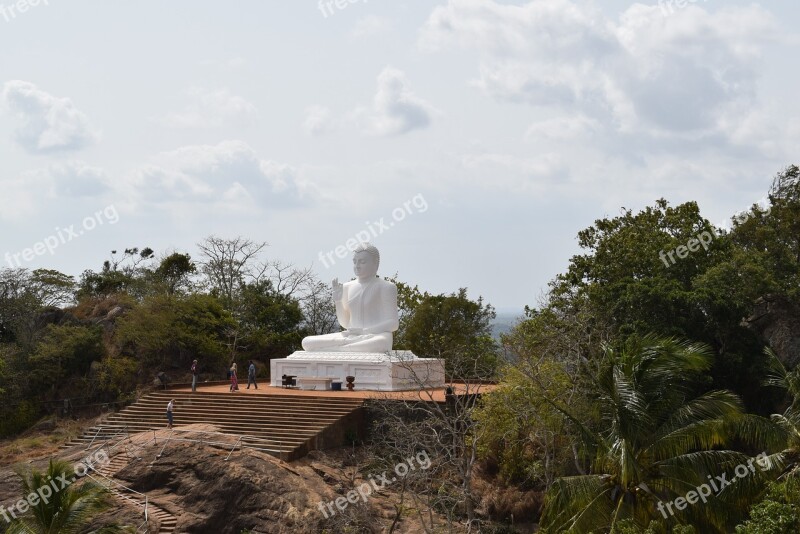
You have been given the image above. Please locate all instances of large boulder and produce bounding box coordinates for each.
[745,294,800,368]
[116,441,335,533]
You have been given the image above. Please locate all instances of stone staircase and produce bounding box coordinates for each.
[66,390,366,461]
[90,452,177,533]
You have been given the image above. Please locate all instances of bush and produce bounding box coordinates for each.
[90,355,139,402]
[0,401,40,438]
[473,364,575,488]
[735,479,800,534]
[613,520,696,534]
[116,294,234,370]
[29,324,105,394]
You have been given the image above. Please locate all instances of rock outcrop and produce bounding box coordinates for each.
[116,441,335,533]
[745,294,800,368]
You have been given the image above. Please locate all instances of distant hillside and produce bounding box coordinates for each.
[491,310,523,340]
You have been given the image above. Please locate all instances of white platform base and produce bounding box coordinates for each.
[270,350,445,391]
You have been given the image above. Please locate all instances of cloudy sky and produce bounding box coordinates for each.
[1,0,798,311]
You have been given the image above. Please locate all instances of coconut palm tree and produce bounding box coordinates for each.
[539,335,769,533]
[5,458,128,534]
[761,347,800,478]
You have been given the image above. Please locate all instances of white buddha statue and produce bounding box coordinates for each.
[302,243,399,352]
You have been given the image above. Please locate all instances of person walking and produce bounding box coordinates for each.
[247,360,258,390]
[166,399,175,429]
[191,359,198,392]
[229,362,238,392]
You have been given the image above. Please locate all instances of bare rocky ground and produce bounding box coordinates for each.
[110,437,470,533]
[0,415,145,531]
[0,419,469,533]
[0,447,143,532]
[1,416,538,533]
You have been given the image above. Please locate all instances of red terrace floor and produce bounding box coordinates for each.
[170,382,496,402]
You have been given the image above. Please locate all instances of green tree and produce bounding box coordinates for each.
[474,361,576,488]
[154,252,196,295]
[235,280,305,360]
[196,235,267,307]
[29,324,105,395]
[757,347,800,479]
[730,165,800,300]
[542,194,786,411]
[735,479,800,534]
[0,339,40,438]
[0,268,74,346]
[540,335,766,533]
[0,353,5,395]
[116,293,234,370]
[565,199,721,338]
[89,354,139,403]
[28,269,76,308]
[77,269,134,299]
[400,288,498,378]
[298,279,338,335]
[77,247,155,299]
[6,459,125,533]
[385,276,430,348]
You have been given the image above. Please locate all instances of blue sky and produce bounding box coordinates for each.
[1,0,798,311]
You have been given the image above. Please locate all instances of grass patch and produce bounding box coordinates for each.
[0,417,91,464]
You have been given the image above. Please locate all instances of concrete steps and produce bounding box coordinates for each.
[66,390,366,461]
[60,389,367,531]
[89,455,177,533]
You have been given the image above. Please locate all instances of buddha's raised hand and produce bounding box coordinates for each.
[332,278,344,301]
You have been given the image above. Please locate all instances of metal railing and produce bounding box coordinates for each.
[154,428,173,460]
[149,428,282,461]
[83,429,136,473]
[85,427,103,450]
[84,425,284,464]
[85,472,150,532]
[85,424,129,451]
[226,436,243,461]
[77,426,285,532]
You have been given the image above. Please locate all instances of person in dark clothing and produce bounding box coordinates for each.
[191,359,198,392]
[247,360,258,389]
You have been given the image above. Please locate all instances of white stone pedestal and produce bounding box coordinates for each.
[270,351,445,391]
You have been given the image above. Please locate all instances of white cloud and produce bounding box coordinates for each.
[0,172,50,220]
[49,161,111,197]
[350,15,392,39]
[459,151,568,192]
[304,105,336,136]
[525,114,602,141]
[161,87,257,128]
[131,140,305,210]
[0,161,110,220]
[1,80,98,153]
[199,57,248,69]
[420,0,779,144]
[357,67,436,136]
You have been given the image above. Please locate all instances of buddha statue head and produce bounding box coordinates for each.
[353,243,380,280]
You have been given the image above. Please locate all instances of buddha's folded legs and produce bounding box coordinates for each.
[301,332,393,352]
